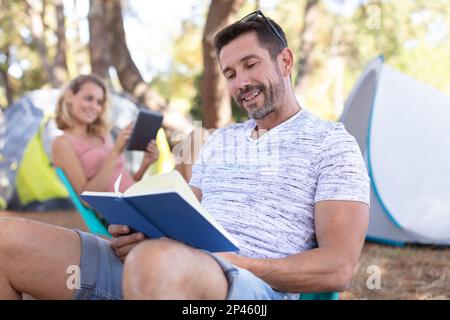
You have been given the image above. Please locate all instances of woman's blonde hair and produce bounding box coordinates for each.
[55,74,110,137]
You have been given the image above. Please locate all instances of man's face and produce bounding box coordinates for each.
[219,32,285,120]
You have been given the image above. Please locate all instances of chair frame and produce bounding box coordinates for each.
[55,167,111,238]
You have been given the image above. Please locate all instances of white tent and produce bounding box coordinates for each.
[340,56,450,246]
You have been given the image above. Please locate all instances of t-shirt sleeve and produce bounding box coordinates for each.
[314,123,370,206]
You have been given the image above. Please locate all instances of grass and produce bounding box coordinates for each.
[342,242,450,300]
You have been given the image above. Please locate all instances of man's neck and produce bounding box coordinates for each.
[254,101,301,131]
[251,103,301,140]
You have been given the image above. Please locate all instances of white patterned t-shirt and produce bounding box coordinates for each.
[190,109,370,259]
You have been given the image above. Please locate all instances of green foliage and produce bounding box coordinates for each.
[274,0,450,121]
[2,0,449,120]
[150,20,203,115]
[344,0,450,97]
[189,73,203,121]
[231,100,250,123]
[0,0,51,106]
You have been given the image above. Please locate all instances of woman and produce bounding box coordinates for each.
[52,74,159,194]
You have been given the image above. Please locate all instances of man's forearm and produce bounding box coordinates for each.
[218,247,353,293]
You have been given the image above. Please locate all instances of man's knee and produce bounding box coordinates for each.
[125,238,187,276]
[122,239,197,298]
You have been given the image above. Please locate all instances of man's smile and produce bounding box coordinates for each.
[239,87,263,106]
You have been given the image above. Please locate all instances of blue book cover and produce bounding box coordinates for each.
[80,171,239,252]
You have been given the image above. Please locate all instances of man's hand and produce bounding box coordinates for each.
[109,224,146,262]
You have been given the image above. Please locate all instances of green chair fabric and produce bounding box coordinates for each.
[55,167,111,238]
[147,128,175,175]
[299,291,340,300]
[16,117,69,206]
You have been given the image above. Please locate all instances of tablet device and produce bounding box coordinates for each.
[127,109,163,151]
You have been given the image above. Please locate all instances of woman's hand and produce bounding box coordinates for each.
[113,123,133,155]
[141,139,160,169]
[109,224,147,262]
[132,139,160,181]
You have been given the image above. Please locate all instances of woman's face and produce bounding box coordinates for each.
[69,82,105,126]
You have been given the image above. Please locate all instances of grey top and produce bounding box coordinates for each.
[190,109,370,259]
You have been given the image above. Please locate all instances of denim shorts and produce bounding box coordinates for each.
[74,230,296,300]
[74,230,123,300]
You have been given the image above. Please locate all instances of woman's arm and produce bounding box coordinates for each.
[52,136,121,194]
[52,127,132,193]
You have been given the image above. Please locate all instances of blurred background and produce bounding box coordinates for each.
[0,0,449,299]
[1,0,449,127]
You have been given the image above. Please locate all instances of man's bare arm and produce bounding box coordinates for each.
[217,200,369,293]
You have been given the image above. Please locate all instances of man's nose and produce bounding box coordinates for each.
[235,72,252,91]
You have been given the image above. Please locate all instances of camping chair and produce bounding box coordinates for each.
[299,291,339,300]
[15,116,72,210]
[55,167,112,238]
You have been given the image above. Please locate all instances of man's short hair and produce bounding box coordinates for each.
[214,12,288,61]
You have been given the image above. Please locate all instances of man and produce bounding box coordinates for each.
[0,11,369,300]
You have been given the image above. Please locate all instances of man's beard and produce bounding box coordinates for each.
[237,77,284,120]
[250,97,274,120]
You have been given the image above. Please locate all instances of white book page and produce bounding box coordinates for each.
[124,171,239,247]
[81,173,124,197]
[124,171,200,206]
[114,173,123,193]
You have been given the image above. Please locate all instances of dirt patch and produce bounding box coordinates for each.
[342,242,450,300]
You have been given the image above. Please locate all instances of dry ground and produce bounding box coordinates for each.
[342,242,450,300]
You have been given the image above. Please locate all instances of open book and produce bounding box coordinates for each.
[80,171,239,252]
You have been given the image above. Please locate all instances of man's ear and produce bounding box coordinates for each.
[279,48,294,76]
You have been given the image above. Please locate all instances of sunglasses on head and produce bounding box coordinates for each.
[239,10,287,48]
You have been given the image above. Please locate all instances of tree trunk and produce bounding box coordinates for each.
[295,0,319,94]
[25,0,56,86]
[255,0,260,10]
[201,0,245,129]
[0,50,13,106]
[0,1,13,106]
[88,0,110,80]
[105,0,166,112]
[53,0,68,86]
[87,0,193,143]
